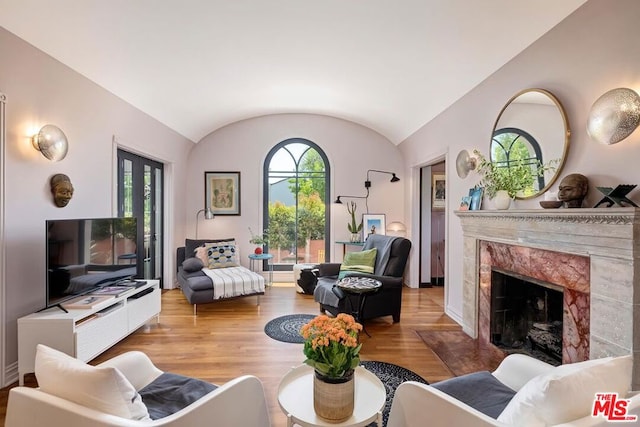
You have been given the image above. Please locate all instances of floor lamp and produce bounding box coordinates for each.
[195,208,214,238]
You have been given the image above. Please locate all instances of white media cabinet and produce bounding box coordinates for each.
[17,280,161,385]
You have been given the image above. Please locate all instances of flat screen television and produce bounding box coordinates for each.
[46,217,141,309]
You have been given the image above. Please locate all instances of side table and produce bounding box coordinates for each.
[278,364,386,427]
[336,276,382,337]
[248,253,273,286]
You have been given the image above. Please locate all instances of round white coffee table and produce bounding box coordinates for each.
[278,364,386,427]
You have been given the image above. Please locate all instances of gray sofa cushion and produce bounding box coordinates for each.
[182,257,204,273]
[139,372,217,420]
[431,371,516,419]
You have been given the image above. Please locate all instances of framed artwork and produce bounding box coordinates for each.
[205,171,241,215]
[432,174,446,209]
[469,186,484,211]
[362,214,386,240]
[460,196,471,211]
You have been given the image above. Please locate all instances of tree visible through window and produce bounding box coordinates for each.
[264,139,330,271]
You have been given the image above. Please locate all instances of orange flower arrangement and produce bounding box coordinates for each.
[300,313,363,379]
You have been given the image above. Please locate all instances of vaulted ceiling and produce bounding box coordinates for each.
[0,0,588,144]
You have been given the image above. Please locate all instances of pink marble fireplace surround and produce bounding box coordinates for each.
[479,241,590,363]
[455,208,640,389]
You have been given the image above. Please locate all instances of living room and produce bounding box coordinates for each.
[1,0,640,424]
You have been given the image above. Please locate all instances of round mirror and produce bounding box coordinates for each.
[491,88,570,199]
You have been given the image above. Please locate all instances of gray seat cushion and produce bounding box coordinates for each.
[431,371,516,419]
[139,372,218,420]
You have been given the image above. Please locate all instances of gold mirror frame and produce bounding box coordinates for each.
[491,88,570,200]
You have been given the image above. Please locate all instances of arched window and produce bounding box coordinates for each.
[491,127,545,192]
[263,139,330,271]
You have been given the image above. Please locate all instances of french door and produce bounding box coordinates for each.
[117,149,164,283]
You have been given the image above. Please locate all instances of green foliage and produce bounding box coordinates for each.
[297,193,325,246]
[303,340,361,378]
[346,202,363,234]
[287,150,326,202]
[474,150,557,199]
[268,201,295,250]
[248,227,269,245]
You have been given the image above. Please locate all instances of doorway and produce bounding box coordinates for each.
[419,161,446,286]
[117,149,164,284]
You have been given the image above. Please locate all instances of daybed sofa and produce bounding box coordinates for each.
[313,234,411,322]
[6,344,271,427]
[387,352,640,427]
[176,238,265,313]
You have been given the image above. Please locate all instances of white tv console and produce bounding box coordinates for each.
[17,280,161,385]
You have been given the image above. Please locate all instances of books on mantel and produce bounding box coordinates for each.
[62,295,115,309]
[91,286,134,297]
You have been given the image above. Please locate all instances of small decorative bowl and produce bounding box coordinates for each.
[540,201,563,209]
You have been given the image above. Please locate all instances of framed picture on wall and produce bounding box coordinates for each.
[362,214,386,240]
[205,171,241,215]
[432,174,446,209]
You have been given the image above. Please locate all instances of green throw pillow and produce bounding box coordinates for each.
[338,248,377,279]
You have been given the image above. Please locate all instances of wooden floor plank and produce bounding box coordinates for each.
[0,284,487,427]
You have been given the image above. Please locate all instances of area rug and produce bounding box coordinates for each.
[415,329,504,377]
[361,361,428,427]
[264,314,316,343]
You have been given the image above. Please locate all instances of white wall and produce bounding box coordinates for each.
[0,26,194,382]
[187,113,405,268]
[398,0,640,325]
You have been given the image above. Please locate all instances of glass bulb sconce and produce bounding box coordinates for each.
[587,88,640,145]
[32,124,69,161]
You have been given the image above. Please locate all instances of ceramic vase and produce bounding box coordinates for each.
[254,246,263,255]
[313,369,355,422]
[493,190,512,210]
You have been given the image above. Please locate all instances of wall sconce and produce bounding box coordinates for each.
[587,88,640,145]
[364,169,400,188]
[455,149,477,178]
[32,124,69,161]
[386,221,406,237]
[195,208,214,238]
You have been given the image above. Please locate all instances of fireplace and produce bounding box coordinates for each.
[479,241,589,364]
[490,269,564,365]
[455,208,640,389]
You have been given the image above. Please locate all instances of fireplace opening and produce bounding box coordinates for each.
[490,269,563,366]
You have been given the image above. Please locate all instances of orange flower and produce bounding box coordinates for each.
[301,314,363,378]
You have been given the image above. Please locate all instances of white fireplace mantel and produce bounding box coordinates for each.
[455,207,640,388]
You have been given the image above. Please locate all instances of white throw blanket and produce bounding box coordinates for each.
[201,266,265,299]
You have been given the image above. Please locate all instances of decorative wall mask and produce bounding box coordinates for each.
[587,88,640,145]
[50,173,74,207]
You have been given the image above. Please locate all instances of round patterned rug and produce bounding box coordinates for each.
[264,314,316,343]
[361,361,428,427]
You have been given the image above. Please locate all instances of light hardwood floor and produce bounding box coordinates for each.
[0,283,460,427]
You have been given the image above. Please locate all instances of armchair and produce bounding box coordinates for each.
[313,235,411,323]
[6,345,271,427]
[387,353,639,427]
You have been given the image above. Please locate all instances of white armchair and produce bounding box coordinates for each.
[6,348,271,427]
[388,353,640,427]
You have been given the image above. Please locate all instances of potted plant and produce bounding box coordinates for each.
[300,313,362,421]
[248,227,269,254]
[346,202,363,242]
[473,150,556,209]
